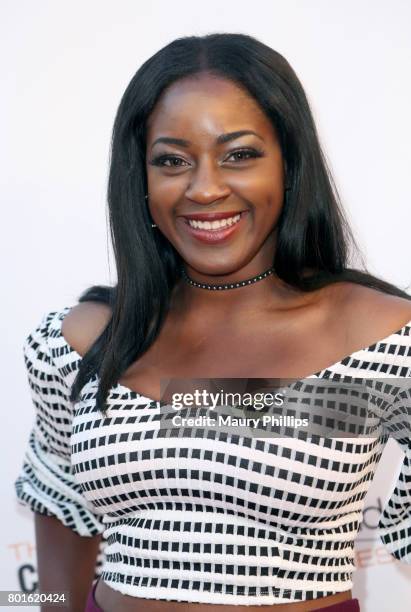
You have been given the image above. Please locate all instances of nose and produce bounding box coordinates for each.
[184,158,231,205]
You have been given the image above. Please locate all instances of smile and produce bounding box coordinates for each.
[180,211,249,244]
[187,213,242,230]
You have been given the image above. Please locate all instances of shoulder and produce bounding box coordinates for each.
[334,282,411,346]
[61,301,113,358]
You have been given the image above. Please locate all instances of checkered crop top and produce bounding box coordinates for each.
[14,306,411,604]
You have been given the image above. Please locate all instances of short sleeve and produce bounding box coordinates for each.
[378,380,411,562]
[14,310,105,537]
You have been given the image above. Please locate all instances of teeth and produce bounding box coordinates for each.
[188,214,241,230]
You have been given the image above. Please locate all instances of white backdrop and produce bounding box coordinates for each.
[1,1,410,610]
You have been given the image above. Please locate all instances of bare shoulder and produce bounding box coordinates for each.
[61,301,113,358]
[334,282,411,345]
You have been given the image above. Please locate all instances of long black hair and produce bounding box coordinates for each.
[69,32,410,414]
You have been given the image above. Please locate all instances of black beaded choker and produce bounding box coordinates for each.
[180,265,275,290]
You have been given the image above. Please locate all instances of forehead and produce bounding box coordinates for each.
[146,74,273,141]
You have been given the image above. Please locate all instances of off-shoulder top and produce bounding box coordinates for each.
[14,306,411,605]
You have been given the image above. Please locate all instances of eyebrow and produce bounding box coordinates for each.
[151,130,264,148]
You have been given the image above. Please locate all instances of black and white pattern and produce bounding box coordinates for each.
[14,306,411,604]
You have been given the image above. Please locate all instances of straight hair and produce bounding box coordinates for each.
[68,33,410,414]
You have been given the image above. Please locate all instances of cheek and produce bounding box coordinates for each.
[233,177,284,216]
[146,169,186,211]
[231,158,284,199]
[146,159,284,210]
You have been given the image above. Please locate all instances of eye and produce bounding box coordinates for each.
[225,148,264,162]
[149,147,264,169]
[149,155,189,168]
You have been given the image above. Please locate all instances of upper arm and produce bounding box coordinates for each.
[15,308,106,537]
[61,302,113,358]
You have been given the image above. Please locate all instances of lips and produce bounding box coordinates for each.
[178,210,248,244]
[179,211,248,222]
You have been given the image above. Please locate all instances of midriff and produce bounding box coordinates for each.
[94,579,353,612]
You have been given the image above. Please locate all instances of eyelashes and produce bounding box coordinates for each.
[149,155,186,168]
[227,148,265,162]
[149,147,265,168]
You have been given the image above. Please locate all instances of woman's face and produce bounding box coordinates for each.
[145,73,285,279]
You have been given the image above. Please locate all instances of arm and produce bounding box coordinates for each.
[14,310,106,610]
[35,513,102,612]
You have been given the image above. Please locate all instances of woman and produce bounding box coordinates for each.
[15,33,411,612]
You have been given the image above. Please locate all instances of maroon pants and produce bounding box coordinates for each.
[85,580,360,612]
[85,580,102,611]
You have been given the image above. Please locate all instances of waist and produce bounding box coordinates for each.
[93,579,357,612]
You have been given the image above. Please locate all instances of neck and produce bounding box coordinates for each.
[170,264,302,324]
